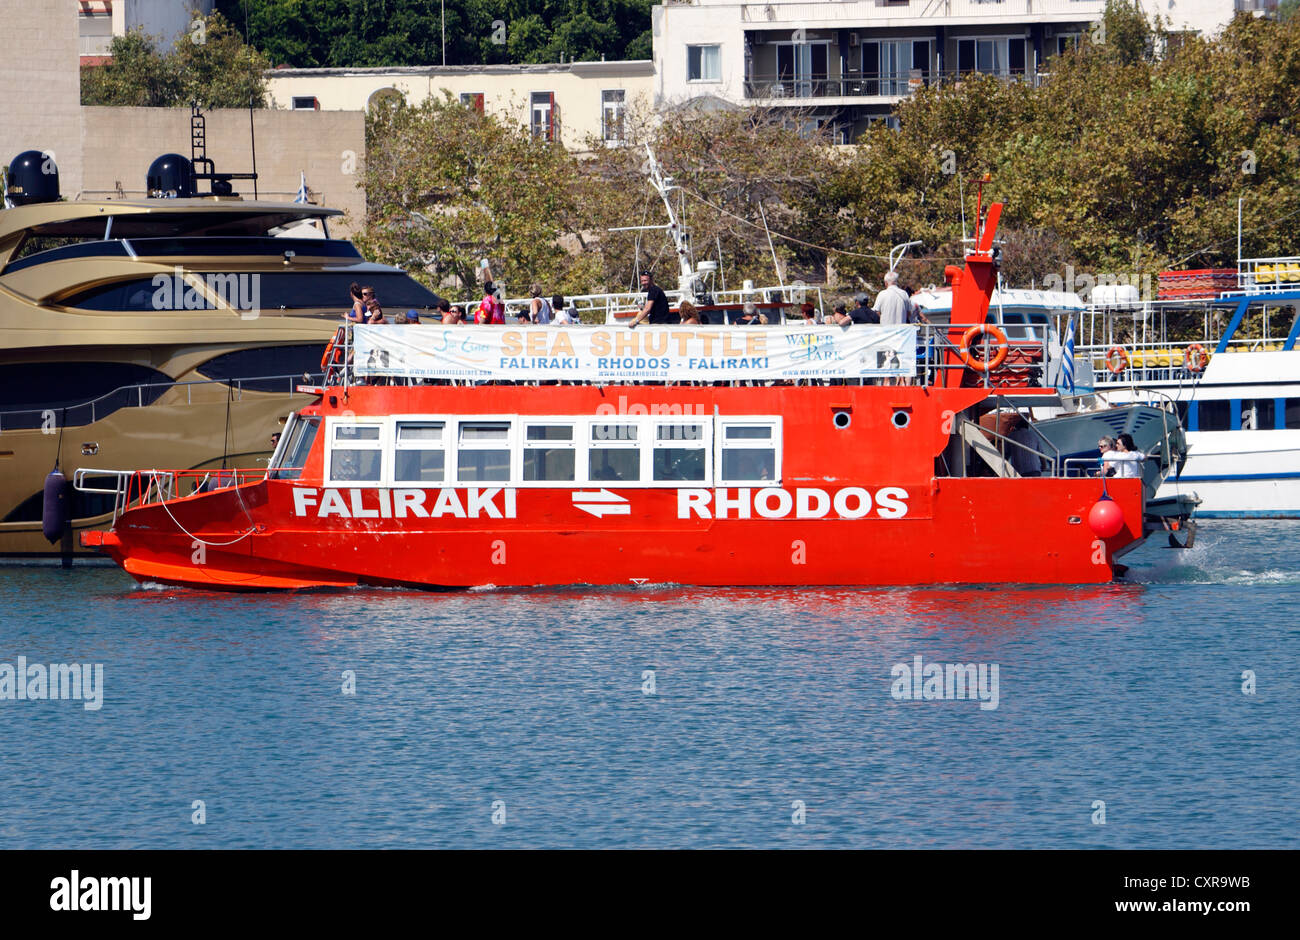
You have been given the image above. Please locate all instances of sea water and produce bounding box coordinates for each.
[0,520,1295,848]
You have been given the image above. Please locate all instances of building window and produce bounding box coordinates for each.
[957,38,1028,77]
[601,89,626,143]
[459,92,485,113]
[688,44,721,82]
[530,91,556,141]
[291,96,319,110]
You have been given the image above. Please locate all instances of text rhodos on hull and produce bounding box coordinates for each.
[678,487,910,520]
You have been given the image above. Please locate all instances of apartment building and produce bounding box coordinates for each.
[652,0,1240,142]
[78,0,214,64]
[265,62,655,151]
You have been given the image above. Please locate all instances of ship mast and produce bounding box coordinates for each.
[609,145,701,301]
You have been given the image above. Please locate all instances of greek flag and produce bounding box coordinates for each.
[294,171,308,204]
[1061,314,1076,394]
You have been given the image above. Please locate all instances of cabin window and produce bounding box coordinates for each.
[457,421,511,482]
[269,414,320,480]
[394,422,446,483]
[1240,399,1275,431]
[588,423,641,482]
[523,424,576,482]
[197,344,326,392]
[0,361,173,430]
[653,423,708,482]
[1285,398,1300,429]
[63,271,441,312]
[329,423,383,482]
[718,421,780,483]
[1196,400,1231,432]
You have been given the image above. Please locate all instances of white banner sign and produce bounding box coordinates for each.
[351,324,917,382]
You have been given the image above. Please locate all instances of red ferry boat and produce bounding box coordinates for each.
[78,202,1191,589]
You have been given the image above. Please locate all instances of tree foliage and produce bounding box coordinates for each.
[81,11,270,108]
[216,0,654,68]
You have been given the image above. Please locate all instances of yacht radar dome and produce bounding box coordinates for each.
[5,150,60,206]
[147,153,196,198]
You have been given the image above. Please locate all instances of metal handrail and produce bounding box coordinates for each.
[0,372,322,432]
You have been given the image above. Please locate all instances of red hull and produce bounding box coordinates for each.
[82,385,1146,590]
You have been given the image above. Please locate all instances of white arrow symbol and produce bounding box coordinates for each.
[572,489,631,518]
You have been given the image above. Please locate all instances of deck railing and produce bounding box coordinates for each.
[73,467,275,524]
[0,373,321,433]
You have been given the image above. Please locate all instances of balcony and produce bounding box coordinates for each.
[729,0,1104,23]
[744,67,1048,101]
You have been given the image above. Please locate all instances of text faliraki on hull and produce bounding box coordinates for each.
[289,486,911,520]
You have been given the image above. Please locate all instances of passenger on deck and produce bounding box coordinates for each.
[403,309,420,323]
[628,271,676,328]
[851,293,880,324]
[362,286,385,323]
[478,268,505,324]
[529,284,553,324]
[346,282,367,322]
[444,305,466,325]
[1112,433,1146,478]
[679,300,700,324]
[551,294,576,325]
[1097,436,1119,476]
[875,271,912,325]
[733,302,765,325]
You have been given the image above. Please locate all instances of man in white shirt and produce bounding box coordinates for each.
[874,271,913,326]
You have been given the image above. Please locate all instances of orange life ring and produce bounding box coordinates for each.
[1184,343,1208,373]
[1105,346,1130,374]
[321,327,346,371]
[960,324,1010,372]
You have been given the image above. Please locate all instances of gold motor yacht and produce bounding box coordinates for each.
[0,145,440,558]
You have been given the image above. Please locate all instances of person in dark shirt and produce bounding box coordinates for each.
[629,271,677,328]
[851,292,880,324]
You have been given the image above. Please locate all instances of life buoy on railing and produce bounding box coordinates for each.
[959,324,1009,372]
[1183,343,1209,373]
[320,327,346,372]
[1105,346,1130,374]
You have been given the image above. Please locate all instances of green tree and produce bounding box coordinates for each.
[80,29,183,106]
[81,11,268,108]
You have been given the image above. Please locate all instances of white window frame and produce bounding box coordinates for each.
[320,413,781,489]
[651,418,712,485]
[392,419,449,486]
[520,419,579,485]
[324,416,388,486]
[716,417,783,485]
[601,89,626,144]
[687,44,722,83]
[585,417,644,486]
[454,417,516,485]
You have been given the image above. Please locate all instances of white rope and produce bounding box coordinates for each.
[145,473,258,547]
